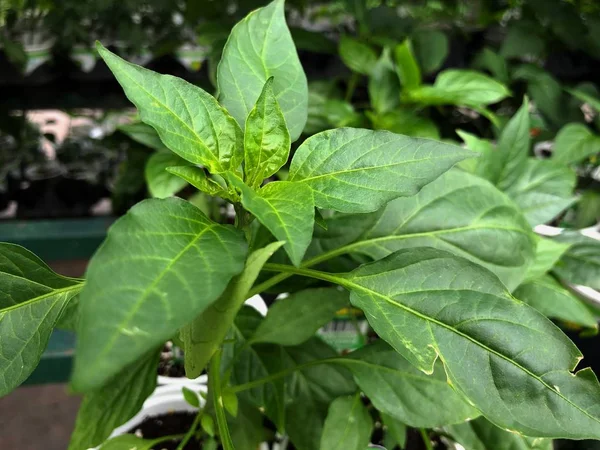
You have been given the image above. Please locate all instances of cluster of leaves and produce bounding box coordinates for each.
[1,1,600,450]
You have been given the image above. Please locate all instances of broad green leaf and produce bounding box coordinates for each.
[342,248,600,438]
[99,435,157,450]
[72,198,247,392]
[289,128,474,214]
[368,48,400,114]
[119,122,167,151]
[455,130,497,177]
[250,287,349,345]
[394,40,421,90]
[165,166,235,201]
[553,232,600,290]
[412,30,448,74]
[227,398,265,450]
[514,275,598,330]
[447,417,552,450]
[525,236,571,281]
[505,159,577,226]
[575,191,600,228]
[217,0,308,142]
[144,152,189,198]
[0,244,83,397]
[368,109,439,140]
[500,25,546,60]
[323,100,362,128]
[494,99,530,190]
[567,87,600,113]
[68,350,158,450]
[404,70,510,108]
[319,395,373,450]
[181,242,284,377]
[339,35,378,76]
[341,341,479,427]
[244,78,291,187]
[231,177,314,266]
[97,43,242,173]
[553,123,600,165]
[310,169,535,291]
[472,48,509,85]
[382,414,407,450]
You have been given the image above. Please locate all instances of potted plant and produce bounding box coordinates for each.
[3,1,600,449]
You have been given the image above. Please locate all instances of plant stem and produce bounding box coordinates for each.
[175,410,203,450]
[210,350,235,450]
[261,263,352,289]
[419,429,434,450]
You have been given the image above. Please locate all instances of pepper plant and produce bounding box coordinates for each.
[2,1,600,449]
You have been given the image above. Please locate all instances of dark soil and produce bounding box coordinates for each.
[127,411,201,450]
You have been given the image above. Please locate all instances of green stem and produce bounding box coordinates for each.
[419,429,434,450]
[261,263,352,288]
[210,350,235,450]
[175,411,203,450]
[345,72,360,102]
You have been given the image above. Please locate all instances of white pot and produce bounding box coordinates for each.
[157,373,208,386]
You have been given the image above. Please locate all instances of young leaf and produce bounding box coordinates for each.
[180,242,284,378]
[552,232,600,290]
[369,48,400,114]
[412,30,449,75]
[97,43,243,173]
[288,128,474,214]
[505,159,577,226]
[341,341,479,427]
[119,122,167,151]
[201,414,216,436]
[182,386,200,408]
[250,287,349,345]
[145,152,189,198]
[0,244,83,397]
[394,40,421,90]
[525,236,571,282]
[68,350,159,450]
[455,130,497,178]
[223,391,239,417]
[553,123,600,165]
[244,77,291,187]
[319,395,373,450]
[494,98,530,190]
[339,35,378,76]
[165,166,235,201]
[217,0,308,142]
[342,248,600,438]
[231,177,315,266]
[514,275,598,330]
[71,198,247,392]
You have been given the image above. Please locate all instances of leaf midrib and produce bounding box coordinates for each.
[0,283,82,313]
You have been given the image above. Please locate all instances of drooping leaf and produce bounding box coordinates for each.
[494,98,530,190]
[552,232,600,290]
[505,159,577,227]
[289,128,474,214]
[68,350,159,450]
[244,77,291,188]
[339,35,378,76]
[369,48,400,114]
[250,288,349,345]
[231,177,314,266]
[394,40,421,90]
[165,166,235,201]
[97,43,242,173]
[181,242,284,378]
[0,244,83,397]
[144,152,189,198]
[553,123,600,165]
[72,198,247,392]
[412,30,448,75]
[342,248,600,439]
[368,108,439,139]
[525,236,571,282]
[309,169,535,291]
[217,0,308,142]
[514,275,597,330]
[341,341,479,427]
[404,70,510,108]
[319,395,373,450]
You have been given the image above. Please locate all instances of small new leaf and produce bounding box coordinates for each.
[166,166,236,201]
[182,386,200,408]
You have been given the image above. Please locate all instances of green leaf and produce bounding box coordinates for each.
[447,417,553,450]
[455,130,497,177]
[412,30,449,75]
[341,341,479,427]
[231,178,315,266]
[505,159,577,226]
[514,275,598,330]
[500,25,546,60]
[553,232,600,290]
[118,122,167,151]
[227,398,266,450]
[223,391,239,417]
[472,48,509,85]
[68,350,159,450]
[567,87,600,113]
[494,98,530,190]
[339,35,378,76]
[250,287,349,345]
[368,109,439,140]
[311,169,535,291]
[342,248,600,438]
[394,40,421,90]
[319,394,373,450]
[244,77,291,187]
[288,128,474,214]
[182,386,200,408]
[202,414,216,436]
[525,236,571,282]
[553,123,600,165]
[181,242,284,378]
[404,70,510,108]
[145,152,189,198]
[369,48,400,114]
[217,0,308,142]
[97,43,242,173]
[382,414,407,450]
[99,435,157,450]
[71,198,248,392]
[0,244,83,397]
[165,166,235,201]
